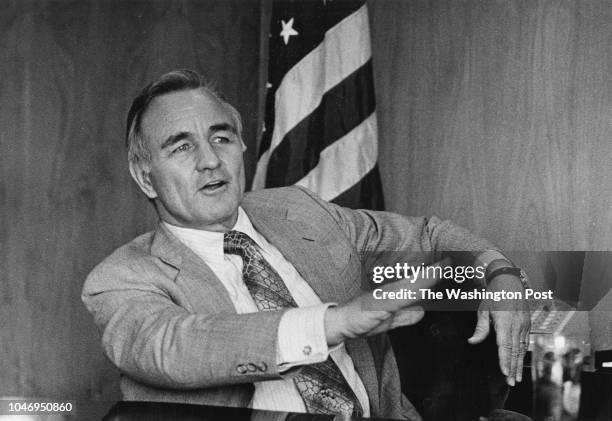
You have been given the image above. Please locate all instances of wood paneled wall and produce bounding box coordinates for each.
[368,0,611,349]
[369,0,611,252]
[0,0,261,400]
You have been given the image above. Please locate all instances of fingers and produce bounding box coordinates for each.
[326,301,394,345]
[494,314,512,379]
[389,306,425,328]
[361,305,425,337]
[468,309,490,344]
[508,322,520,386]
[508,310,531,385]
[493,311,531,386]
[516,314,531,383]
[516,338,528,383]
[468,309,530,386]
[506,316,531,385]
[348,309,394,339]
[365,311,402,336]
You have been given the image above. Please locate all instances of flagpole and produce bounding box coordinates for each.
[253,0,273,192]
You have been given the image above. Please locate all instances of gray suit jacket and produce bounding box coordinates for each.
[82,186,495,420]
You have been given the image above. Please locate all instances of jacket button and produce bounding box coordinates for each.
[246,363,257,372]
[257,362,268,372]
[236,364,247,374]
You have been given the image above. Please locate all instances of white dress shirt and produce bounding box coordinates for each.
[164,207,370,416]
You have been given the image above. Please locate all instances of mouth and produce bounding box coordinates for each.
[199,179,229,194]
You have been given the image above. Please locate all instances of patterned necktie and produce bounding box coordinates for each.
[223,230,363,417]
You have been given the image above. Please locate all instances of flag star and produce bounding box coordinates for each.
[266,82,273,89]
[280,18,298,45]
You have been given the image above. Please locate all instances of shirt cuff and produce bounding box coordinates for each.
[277,303,334,372]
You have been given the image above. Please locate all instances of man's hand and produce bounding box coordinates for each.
[468,274,531,386]
[324,259,450,347]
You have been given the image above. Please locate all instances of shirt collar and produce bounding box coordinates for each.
[162,207,264,265]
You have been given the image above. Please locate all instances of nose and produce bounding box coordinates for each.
[195,141,221,171]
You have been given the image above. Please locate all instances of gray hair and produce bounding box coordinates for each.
[126,69,243,163]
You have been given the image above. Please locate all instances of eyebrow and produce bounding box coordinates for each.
[160,123,238,150]
[160,131,191,150]
[209,123,238,136]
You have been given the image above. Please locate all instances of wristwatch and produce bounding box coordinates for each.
[486,266,529,289]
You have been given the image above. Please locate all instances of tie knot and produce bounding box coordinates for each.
[223,230,257,257]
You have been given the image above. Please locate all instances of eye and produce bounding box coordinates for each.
[211,135,231,144]
[172,143,191,153]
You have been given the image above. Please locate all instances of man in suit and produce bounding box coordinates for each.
[82,70,530,420]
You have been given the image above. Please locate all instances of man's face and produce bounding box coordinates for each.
[131,89,246,232]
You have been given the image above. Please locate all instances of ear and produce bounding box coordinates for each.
[129,160,158,199]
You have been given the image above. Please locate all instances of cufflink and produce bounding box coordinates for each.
[302,345,312,356]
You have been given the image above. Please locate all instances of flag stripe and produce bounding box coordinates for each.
[332,165,385,210]
[254,4,371,190]
[265,60,375,187]
[294,113,378,201]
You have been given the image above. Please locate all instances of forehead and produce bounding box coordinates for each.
[140,89,233,142]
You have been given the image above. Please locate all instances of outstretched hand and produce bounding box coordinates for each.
[324,258,451,347]
[467,274,531,386]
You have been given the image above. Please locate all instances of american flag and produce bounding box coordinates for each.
[253,0,384,210]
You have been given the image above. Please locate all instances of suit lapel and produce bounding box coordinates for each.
[346,339,381,415]
[242,203,357,304]
[150,223,236,314]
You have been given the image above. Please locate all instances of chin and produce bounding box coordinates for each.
[205,204,239,226]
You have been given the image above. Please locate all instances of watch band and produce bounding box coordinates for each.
[486,266,529,288]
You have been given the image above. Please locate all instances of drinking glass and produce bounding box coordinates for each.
[531,335,584,421]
